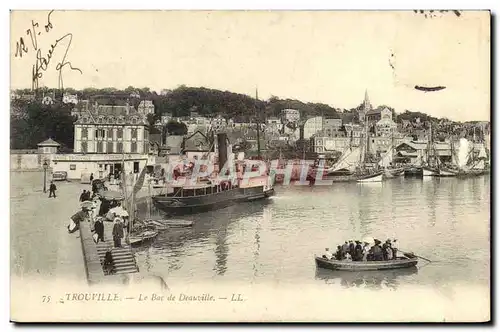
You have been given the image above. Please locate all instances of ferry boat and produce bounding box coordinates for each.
[152,179,274,216]
[152,132,274,216]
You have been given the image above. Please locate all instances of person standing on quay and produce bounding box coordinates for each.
[90,173,94,182]
[94,217,105,243]
[79,190,87,202]
[48,181,57,198]
[112,217,124,248]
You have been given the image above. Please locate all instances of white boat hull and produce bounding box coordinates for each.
[423,168,437,176]
[357,173,384,183]
[437,169,457,177]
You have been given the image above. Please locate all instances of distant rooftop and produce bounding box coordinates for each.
[38,138,61,147]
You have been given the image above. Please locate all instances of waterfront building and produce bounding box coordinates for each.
[303,116,323,139]
[312,136,351,155]
[375,108,398,136]
[343,124,363,146]
[73,103,150,155]
[322,117,344,137]
[280,109,301,124]
[267,117,280,125]
[63,93,79,104]
[138,100,155,115]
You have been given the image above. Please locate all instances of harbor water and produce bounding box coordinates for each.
[135,176,490,291]
[11,172,490,321]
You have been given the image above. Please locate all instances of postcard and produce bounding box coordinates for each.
[10,10,490,322]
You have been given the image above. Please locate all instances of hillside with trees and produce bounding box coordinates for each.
[11,85,472,150]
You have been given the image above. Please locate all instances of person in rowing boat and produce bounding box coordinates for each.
[334,246,343,260]
[391,239,398,259]
[362,242,370,261]
[354,241,363,261]
[348,240,355,258]
[384,240,393,260]
[322,248,333,260]
[369,239,384,261]
[341,241,349,257]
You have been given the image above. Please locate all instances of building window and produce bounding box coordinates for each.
[131,142,137,153]
[117,142,123,153]
[81,142,88,153]
[70,164,76,170]
[107,142,113,153]
[131,128,137,139]
[81,128,88,139]
[97,141,103,153]
[117,128,123,139]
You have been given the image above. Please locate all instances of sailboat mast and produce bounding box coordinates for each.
[255,88,261,159]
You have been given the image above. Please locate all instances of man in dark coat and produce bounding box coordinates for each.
[48,181,57,198]
[94,217,105,243]
[369,239,384,261]
[112,218,124,248]
[79,190,87,202]
[348,240,356,258]
[354,241,363,261]
[382,241,389,260]
[90,173,94,182]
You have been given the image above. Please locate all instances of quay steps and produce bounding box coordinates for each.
[96,242,139,275]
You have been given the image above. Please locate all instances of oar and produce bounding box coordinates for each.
[397,249,433,263]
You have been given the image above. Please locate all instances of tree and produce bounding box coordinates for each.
[10,101,76,150]
[164,121,188,136]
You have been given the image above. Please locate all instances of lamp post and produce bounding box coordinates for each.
[43,161,48,193]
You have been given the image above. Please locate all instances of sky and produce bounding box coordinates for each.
[10,10,490,121]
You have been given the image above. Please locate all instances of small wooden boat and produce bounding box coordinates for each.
[315,256,418,271]
[145,219,194,230]
[129,230,158,246]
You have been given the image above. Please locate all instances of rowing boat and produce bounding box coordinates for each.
[315,256,418,271]
[129,230,158,246]
[144,219,194,230]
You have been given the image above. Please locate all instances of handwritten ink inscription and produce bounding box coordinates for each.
[14,10,82,91]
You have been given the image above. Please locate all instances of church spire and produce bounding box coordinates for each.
[363,89,371,111]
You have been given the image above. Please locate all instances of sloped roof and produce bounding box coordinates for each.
[183,131,211,151]
[37,138,60,147]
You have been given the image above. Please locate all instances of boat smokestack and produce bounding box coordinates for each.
[217,133,228,173]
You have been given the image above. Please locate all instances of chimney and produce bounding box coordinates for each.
[217,133,228,173]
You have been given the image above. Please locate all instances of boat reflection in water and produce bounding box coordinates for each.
[134,198,273,275]
[315,266,419,290]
